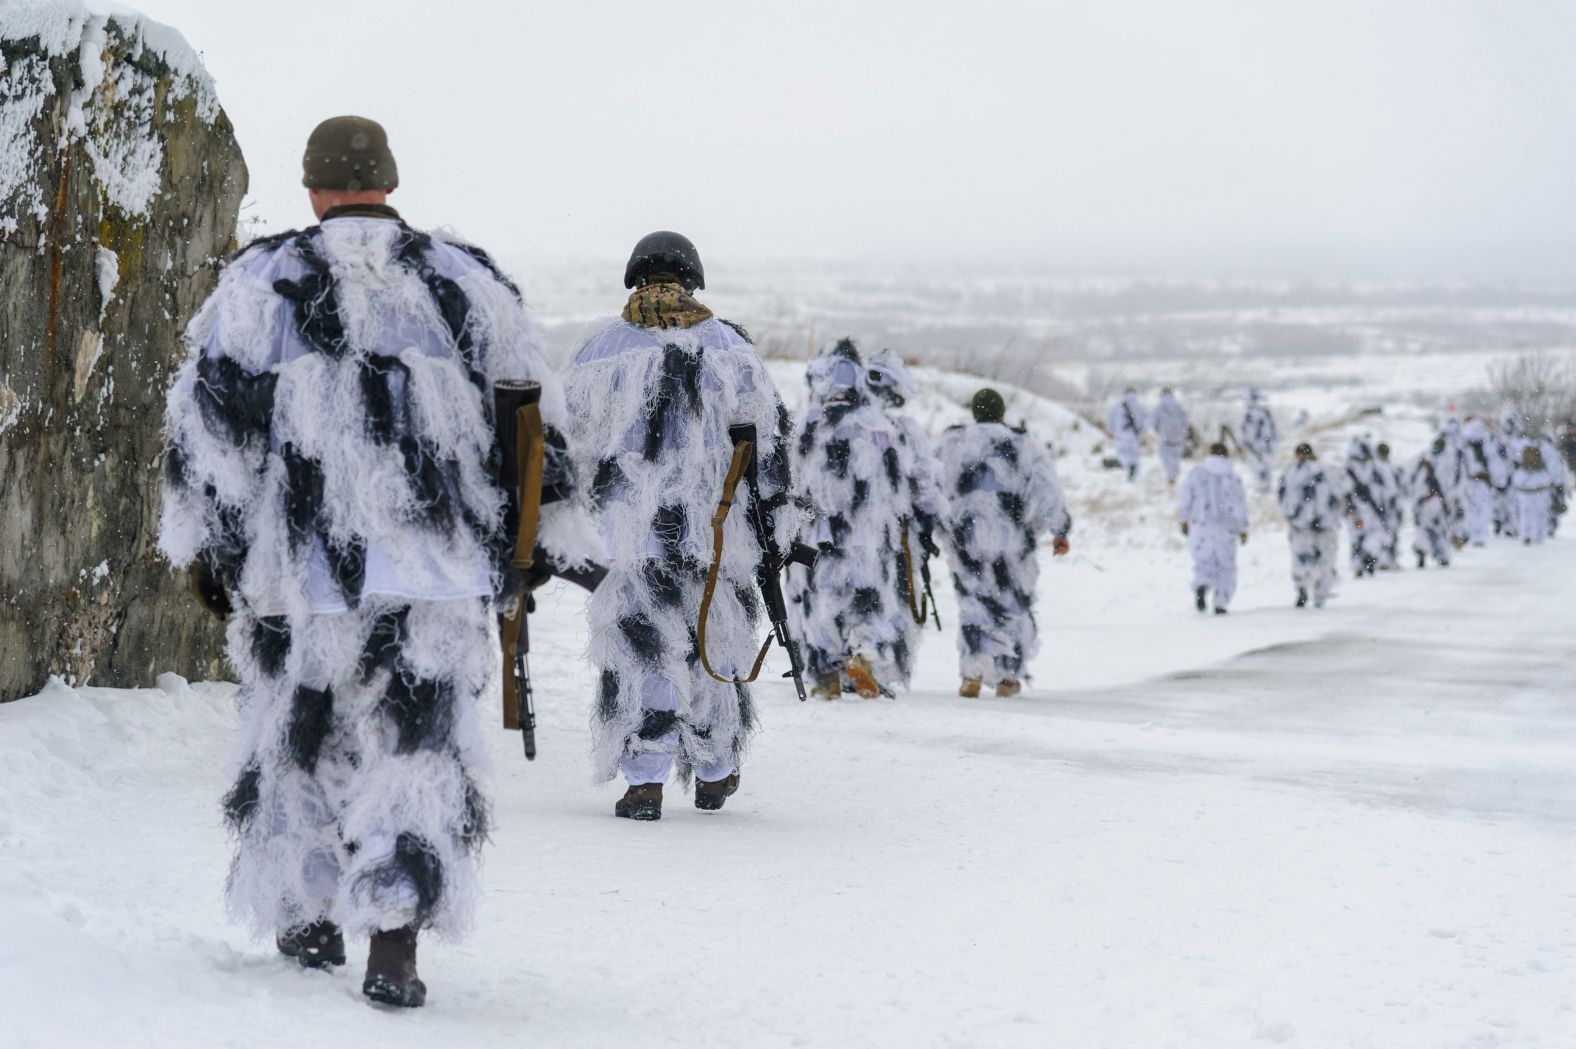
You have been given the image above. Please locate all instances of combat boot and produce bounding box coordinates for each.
[959,677,982,698]
[615,783,663,821]
[695,772,740,812]
[995,679,1022,698]
[813,675,843,700]
[277,920,345,969]
[1295,588,1308,608]
[1417,551,1426,569]
[363,925,425,1008]
[1195,586,1207,612]
[845,657,881,699]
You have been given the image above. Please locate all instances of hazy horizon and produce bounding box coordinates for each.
[137,0,1576,286]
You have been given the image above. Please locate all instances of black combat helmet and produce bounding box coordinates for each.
[624,231,705,291]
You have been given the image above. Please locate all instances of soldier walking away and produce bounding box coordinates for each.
[1459,417,1505,547]
[1510,445,1558,545]
[1106,387,1148,481]
[1178,442,1249,614]
[1373,442,1405,570]
[1152,387,1191,485]
[1276,443,1342,608]
[864,349,951,676]
[1342,436,1390,578]
[159,116,593,1007]
[1523,429,1569,536]
[1241,388,1279,494]
[1494,411,1526,538]
[1409,437,1458,568]
[787,339,921,699]
[936,389,1071,697]
[560,232,803,821]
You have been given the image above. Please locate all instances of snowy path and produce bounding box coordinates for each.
[3,533,1574,1048]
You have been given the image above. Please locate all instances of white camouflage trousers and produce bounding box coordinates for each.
[1189,527,1239,609]
[221,597,495,940]
[1159,441,1185,483]
[1287,527,1338,606]
[1413,494,1453,565]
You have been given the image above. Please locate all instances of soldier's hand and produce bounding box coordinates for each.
[1239,532,1249,546]
[1052,536,1070,556]
[1354,517,1365,530]
[188,563,233,619]
[1179,522,1189,536]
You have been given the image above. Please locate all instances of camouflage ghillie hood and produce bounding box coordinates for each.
[622,282,714,330]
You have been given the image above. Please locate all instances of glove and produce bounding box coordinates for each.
[1239,532,1249,546]
[1052,536,1070,556]
[1179,522,1189,536]
[189,563,233,619]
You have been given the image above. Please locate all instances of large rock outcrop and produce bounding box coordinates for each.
[0,2,248,700]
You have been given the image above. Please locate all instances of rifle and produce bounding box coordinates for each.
[899,519,943,632]
[696,424,814,701]
[493,381,608,759]
[920,556,942,631]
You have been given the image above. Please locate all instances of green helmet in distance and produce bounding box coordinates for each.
[972,388,1006,424]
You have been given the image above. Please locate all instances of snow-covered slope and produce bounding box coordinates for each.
[3,367,1574,1048]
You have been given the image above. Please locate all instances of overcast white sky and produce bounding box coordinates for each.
[138,0,1576,282]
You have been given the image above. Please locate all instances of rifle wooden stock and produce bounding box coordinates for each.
[493,381,545,753]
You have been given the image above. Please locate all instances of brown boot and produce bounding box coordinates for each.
[959,678,982,698]
[363,925,425,1008]
[995,679,1022,698]
[277,920,345,969]
[845,658,881,699]
[813,675,843,700]
[695,772,740,811]
[614,782,663,820]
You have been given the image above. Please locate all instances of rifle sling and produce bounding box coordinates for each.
[698,438,775,687]
[900,519,928,627]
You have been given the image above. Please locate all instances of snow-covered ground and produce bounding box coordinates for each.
[4,400,1574,1046]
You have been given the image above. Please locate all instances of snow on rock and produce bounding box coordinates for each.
[94,242,117,318]
[0,0,218,224]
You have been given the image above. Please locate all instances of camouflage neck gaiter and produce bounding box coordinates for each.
[622,282,714,330]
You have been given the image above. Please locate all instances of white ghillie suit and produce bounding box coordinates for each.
[1106,391,1148,479]
[1494,412,1526,537]
[1408,445,1458,566]
[1152,390,1190,482]
[936,422,1071,685]
[562,302,800,787]
[159,213,591,940]
[1241,389,1279,493]
[1178,454,1249,610]
[1437,419,1471,546]
[1372,449,1407,570]
[1458,419,1507,546]
[787,340,920,691]
[1509,463,1557,544]
[1341,437,1395,577]
[865,349,950,661]
[1529,435,1569,535]
[1275,458,1342,606]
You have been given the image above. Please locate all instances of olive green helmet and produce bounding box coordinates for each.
[971,388,1006,424]
[302,115,399,192]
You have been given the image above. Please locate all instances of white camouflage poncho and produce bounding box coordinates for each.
[936,421,1070,686]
